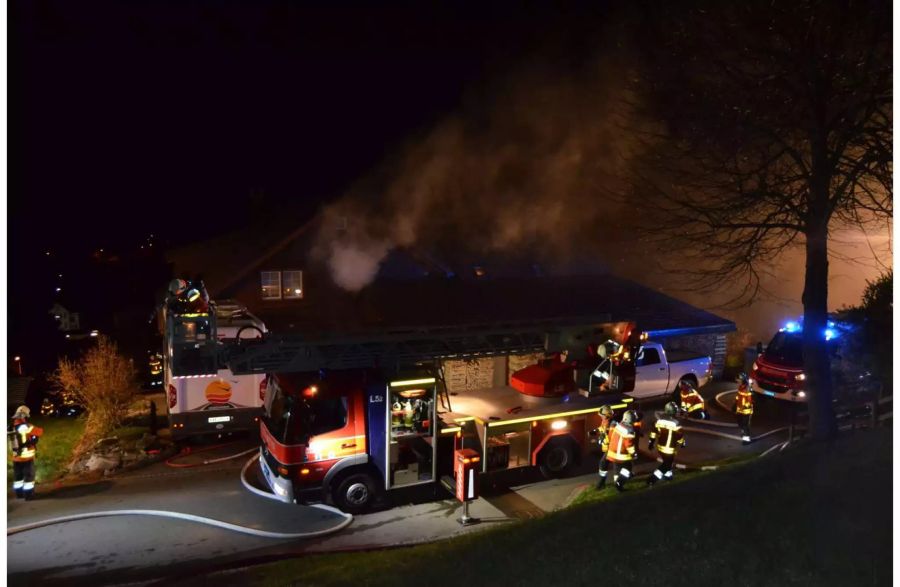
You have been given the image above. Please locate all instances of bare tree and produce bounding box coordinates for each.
[53,336,137,449]
[631,0,891,440]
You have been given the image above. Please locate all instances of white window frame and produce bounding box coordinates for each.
[282,270,304,299]
[260,271,282,300]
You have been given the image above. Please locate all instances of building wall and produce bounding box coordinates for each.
[657,333,728,379]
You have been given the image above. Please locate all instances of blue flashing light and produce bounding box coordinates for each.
[783,321,800,333]
[824,328,837,341]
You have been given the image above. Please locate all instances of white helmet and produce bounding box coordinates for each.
[13,405,30,419]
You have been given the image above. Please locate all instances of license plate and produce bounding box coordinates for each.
[764,391,775,397]
[208,416,232,423]
[261,459,272,479]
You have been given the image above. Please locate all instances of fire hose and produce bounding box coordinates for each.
[8,452,353,538]
[165,442,258,468]
[7,504,352,539]
[639,425,792,472]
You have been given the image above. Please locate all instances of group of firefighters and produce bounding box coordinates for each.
[595,373,755,491]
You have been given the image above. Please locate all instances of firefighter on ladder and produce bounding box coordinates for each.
[647,402,685,486]
[606,410,638,492]
[594,405,615,489]
[734,372,754,444]
[678,379,709,420]
[9,406,43,500]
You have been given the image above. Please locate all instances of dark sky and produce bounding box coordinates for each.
[9,1,619,369]
[11,1,611,255]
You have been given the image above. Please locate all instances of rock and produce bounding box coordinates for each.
[84,453,121,473]
[135,434,157,452]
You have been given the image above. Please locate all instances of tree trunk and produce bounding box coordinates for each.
[802,220,837,441]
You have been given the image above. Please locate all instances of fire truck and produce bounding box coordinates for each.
[750,318,844,402]
[163,300,267,439]
[165,304,650,512]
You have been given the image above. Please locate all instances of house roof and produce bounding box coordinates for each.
[252,272,735,339]
[171,214,735,340]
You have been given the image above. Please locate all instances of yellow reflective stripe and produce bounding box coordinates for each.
[608,451,633,460]
[658,446,676,455]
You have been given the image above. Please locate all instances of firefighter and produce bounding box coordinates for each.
[734,372,754,444]
[8,406,43,500]
[606,410,638,492]
[594,405,615,489]
[646,402,685,486]
[678,379,709,420]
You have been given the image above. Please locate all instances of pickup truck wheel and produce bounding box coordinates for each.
[332,472,378,514]
[539,439,575,479]
[673,377,698,400]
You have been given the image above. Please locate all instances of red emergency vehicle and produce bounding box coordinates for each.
[166,306,645,512]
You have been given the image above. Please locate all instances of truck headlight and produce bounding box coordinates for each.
[797,391,806,398]
[795,373,806,381]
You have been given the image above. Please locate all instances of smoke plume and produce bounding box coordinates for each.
[312,53,647,291]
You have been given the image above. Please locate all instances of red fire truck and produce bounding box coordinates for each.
[166,309,644,513]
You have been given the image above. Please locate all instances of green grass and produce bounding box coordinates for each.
[213,428,891,587]
[7,416,86,484]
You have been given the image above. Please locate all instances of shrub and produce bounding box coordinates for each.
[52,336,136,450]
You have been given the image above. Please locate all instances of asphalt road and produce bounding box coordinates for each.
[7,382,796,586]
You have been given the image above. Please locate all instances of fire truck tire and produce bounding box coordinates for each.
[538,438,576,478]
[332,472,379,514]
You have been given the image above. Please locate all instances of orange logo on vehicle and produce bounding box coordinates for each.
[205,380,233,405]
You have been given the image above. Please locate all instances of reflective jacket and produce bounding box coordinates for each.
[606,422,636,462]
[649,417,685,456]
[735,386,754,415]
[597,416,615,453]
[9,419,43,462]
[679,388,705,413]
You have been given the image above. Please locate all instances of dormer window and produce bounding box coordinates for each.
[283,270,303,299]
[261,271,282,300]
[261,270,304,300]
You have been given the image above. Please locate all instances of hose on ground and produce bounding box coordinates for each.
[166,442,258,468]
[680,425,790,443]
[8,453,353,539]
[7,506,352,539]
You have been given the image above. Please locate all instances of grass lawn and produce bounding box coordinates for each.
[7,416,86,484]
[219,427,891,587]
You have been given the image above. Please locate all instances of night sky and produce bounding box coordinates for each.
[12,1,610,252]
[10,1,617,370]
[9,1,890,372]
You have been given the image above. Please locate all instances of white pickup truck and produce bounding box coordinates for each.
[589,340,713,399]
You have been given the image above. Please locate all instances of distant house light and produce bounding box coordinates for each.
[90,330,99,337]
[55,287,62,293]
[473,266,486,278]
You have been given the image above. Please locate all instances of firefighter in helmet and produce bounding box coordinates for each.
[734,372,754,444]
[8,406,43,500]
[165,278,210,315]
[678,379,708,420]
[594,405,616,489]
[647,402,686,486]
[605,410,638,492]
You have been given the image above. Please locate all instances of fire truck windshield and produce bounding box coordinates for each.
[265,382,348,445]
[765,332,803,363]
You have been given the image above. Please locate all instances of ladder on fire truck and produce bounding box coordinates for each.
[166,307,614,385]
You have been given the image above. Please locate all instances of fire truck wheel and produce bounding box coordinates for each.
[538,438,575,479]
[332,472,378,514]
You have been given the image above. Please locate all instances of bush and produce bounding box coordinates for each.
[52,336,137,451]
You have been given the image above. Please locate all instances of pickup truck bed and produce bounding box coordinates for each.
[439,386,620,426]
[666,349,707,363]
